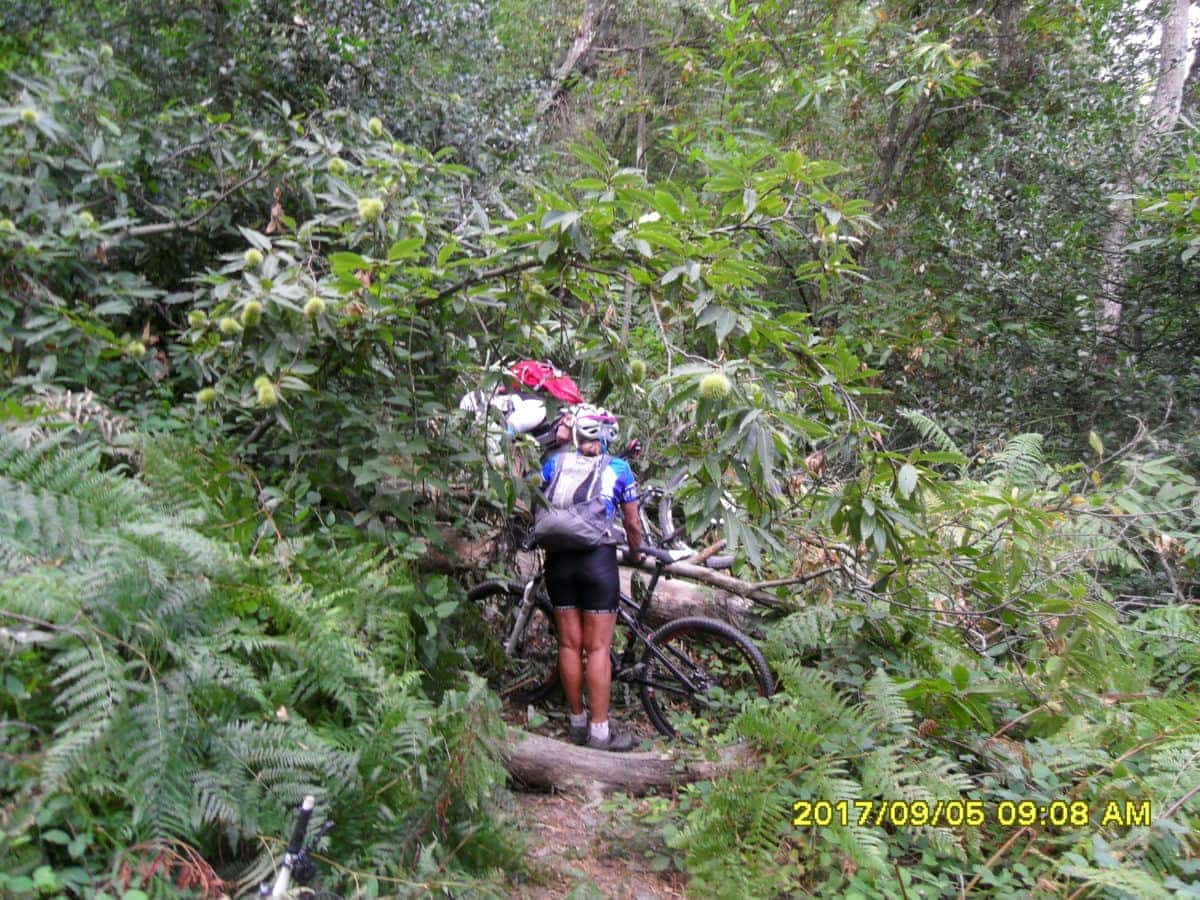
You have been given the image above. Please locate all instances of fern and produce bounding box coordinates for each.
[765,602,840,657]
[989,432,1048,485]
[10,388,135,463]
[862,667,915,737]
[0,432,513,894]
[898,408,967,466]
[1059,863,1174,899]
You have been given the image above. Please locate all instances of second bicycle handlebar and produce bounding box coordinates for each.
[620,544,735,570]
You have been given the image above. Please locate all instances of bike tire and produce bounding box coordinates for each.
[467,580,560,703]
[639,616,773,742]
[655,472,692,550]
[654,472,725,553]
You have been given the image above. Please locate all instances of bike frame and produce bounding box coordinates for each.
[502,558,712,699]
[611,565,712,698]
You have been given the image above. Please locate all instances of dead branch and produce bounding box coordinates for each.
[536,0,609,120]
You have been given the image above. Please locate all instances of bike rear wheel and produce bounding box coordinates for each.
[467,580,560,703]
[639,616,773,742]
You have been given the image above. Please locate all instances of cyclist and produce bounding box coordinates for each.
[536,404,643,752]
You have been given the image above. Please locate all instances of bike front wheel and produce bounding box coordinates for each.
[466,580,560,703]
[640,617,773,742]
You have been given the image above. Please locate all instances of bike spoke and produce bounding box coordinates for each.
[641,618,773,743]
[470,582,559,704]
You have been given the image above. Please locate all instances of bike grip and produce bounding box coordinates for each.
[638,545,677,565]
[288,796,316,855]
[705,555,735,570]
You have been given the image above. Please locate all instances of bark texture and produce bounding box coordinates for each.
[617,569,763,631]
[1096,0,1192,342]
[503,728,756,797]
[536,0,611,120]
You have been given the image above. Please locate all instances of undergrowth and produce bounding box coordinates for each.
[0,429,518,897]
[654,442,1200,898]
[639,600,1200,897]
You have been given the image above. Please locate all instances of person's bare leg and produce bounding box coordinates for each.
[554,608,585,715]
[581,611,618,723]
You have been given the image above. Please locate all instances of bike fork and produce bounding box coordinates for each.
[503,579,541,656]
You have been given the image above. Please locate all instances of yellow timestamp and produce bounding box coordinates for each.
[791,799,1152,829]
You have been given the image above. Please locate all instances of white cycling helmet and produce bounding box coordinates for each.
[598,406,619,443]
[572,403,618,443]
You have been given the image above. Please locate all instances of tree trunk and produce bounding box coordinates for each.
[868,93,934,211]
[635,16,647,170]
[503,728,756,797]
[1096,0,1191,343]
[536,0,610,120]
[1182,34,1200,121]
[620,556,815,610]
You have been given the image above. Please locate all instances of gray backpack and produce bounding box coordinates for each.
[532,453,617,550]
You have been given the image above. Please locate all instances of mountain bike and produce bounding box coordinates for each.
[467,543,774,744]
[259,795,338,898]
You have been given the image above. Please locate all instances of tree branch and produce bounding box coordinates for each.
[536,0,609,120]
[430,259,541,302]
[623,558,796,609]
[111,153,284,243]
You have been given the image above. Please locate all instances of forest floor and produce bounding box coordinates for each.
[499,703,691,898]
[510,791,688,899]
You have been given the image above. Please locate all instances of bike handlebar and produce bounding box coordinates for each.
[619,545,735,570]
[634,545,676,565]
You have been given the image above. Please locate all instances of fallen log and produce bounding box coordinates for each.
[503,728,756,798]
[450,546,840,618]
[617,569,763,631]
[622,557,796,610]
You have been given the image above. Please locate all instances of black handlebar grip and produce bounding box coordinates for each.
[288,796,316,855]
[638,545,677,565]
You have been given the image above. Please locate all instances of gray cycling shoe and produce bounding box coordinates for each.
[585,721,636,753]
[567,713,590,746]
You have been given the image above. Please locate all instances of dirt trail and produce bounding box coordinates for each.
[498,705,689,898]
[511,791,688,899]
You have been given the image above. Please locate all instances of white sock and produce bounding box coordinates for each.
[569,710,588,728]
[589,719,609,741]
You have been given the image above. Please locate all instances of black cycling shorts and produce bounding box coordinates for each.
[544,545,619,614]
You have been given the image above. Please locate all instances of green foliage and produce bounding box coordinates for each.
[3,5,1200,897]
[652,414,1199,896]
[5,1,555,172]
[0,428,516,895]
[659,600,1200,897]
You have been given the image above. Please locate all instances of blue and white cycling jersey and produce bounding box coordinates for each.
[541,452,638,518]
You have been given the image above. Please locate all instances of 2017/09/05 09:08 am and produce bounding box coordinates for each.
[790,799,1153,829]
